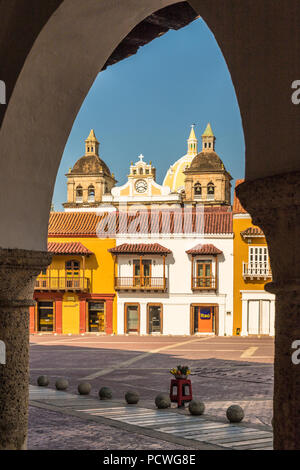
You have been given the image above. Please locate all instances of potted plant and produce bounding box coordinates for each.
[170,365,191,380]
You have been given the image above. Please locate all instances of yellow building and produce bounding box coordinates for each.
[233,180,275,336]
[31,209,117,335]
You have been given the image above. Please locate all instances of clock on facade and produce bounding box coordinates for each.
[135,179,148,193]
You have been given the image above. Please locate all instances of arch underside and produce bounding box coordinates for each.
[0,0,299,251]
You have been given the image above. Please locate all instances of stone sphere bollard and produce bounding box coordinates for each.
[226,405,244,423]
[55,378,69,391]
[125,391,140,405]
[37,375,49,387]
[78,382,91,395]
[99,387,113,400]
[155,393,171,409]
[188,400,205,416]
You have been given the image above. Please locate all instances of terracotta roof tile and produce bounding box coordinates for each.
[233,179,248,214]
[109,243,172,254]
[240,227,265,238]
[47,242,93,255]
[49,212,102,237]
[186,244,223,255]
[49,210,233,237]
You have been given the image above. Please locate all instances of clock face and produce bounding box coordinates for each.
[135,179,148,193]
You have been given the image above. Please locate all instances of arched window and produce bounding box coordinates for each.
[88,185,95,202]
[76,186,83,203]
[194,183,202,197]
[207,182,215,200]
[139,168,143,175]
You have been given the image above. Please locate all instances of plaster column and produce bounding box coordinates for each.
[236,172,300,450]
[29,305,35,334]
[55,297,63,334]
[241,299,248,336]
[105,296,114,335]
[79,297,87,333]
[0,248,51,450]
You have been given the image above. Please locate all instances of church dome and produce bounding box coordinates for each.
[187,151,225,173]
[71,154,111,177]
[163,126,198,192]
[163,154,194,192]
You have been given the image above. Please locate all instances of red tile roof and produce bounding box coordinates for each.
[47,242,93,255]
[49,210,233,236]
[240,227,265,238]
[233,179,248,214]
[108,243,172,255]
[49,212,101,237]
[186,244,223,255]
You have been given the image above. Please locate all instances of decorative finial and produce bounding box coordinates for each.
[138,154,144,162]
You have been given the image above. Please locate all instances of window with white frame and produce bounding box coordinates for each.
[249,246,268,264]
[247,246,269,276]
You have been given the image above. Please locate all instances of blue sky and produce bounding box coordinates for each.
[52,17,245,210]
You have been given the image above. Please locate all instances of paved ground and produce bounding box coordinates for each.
[28,335,274,449]
[28,386,273,450]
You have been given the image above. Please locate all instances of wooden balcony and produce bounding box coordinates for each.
[191,276,217,291]
[243,262,272,280]
[115,276,167,292]
[35,276,90,292]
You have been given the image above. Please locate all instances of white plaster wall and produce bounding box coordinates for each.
[115,235,234,335]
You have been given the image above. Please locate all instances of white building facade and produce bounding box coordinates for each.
[105,210,234,336]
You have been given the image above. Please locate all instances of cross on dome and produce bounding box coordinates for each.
[138,154,145,162]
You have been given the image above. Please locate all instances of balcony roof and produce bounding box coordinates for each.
[241,227,265,238]
[108,243,172,255]
[48,242,93,255]
[186,243,223,256]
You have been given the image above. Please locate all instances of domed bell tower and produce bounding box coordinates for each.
[183,123,232,207]
[63,130,116,211]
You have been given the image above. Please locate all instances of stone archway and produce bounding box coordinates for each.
[0,0,299,450]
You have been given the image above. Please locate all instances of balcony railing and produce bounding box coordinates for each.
[243,262,272,279]
[35,277,90,292]
[192,276,217,290]
[115,276,167,291]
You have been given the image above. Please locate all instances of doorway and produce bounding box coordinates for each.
[248,300,271,335]
[147,304,163,334]
[191,305,216,334]
[88,301,106,333]
[125,303,140,334]
[133,259,151,287]
[37,301,54,332]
